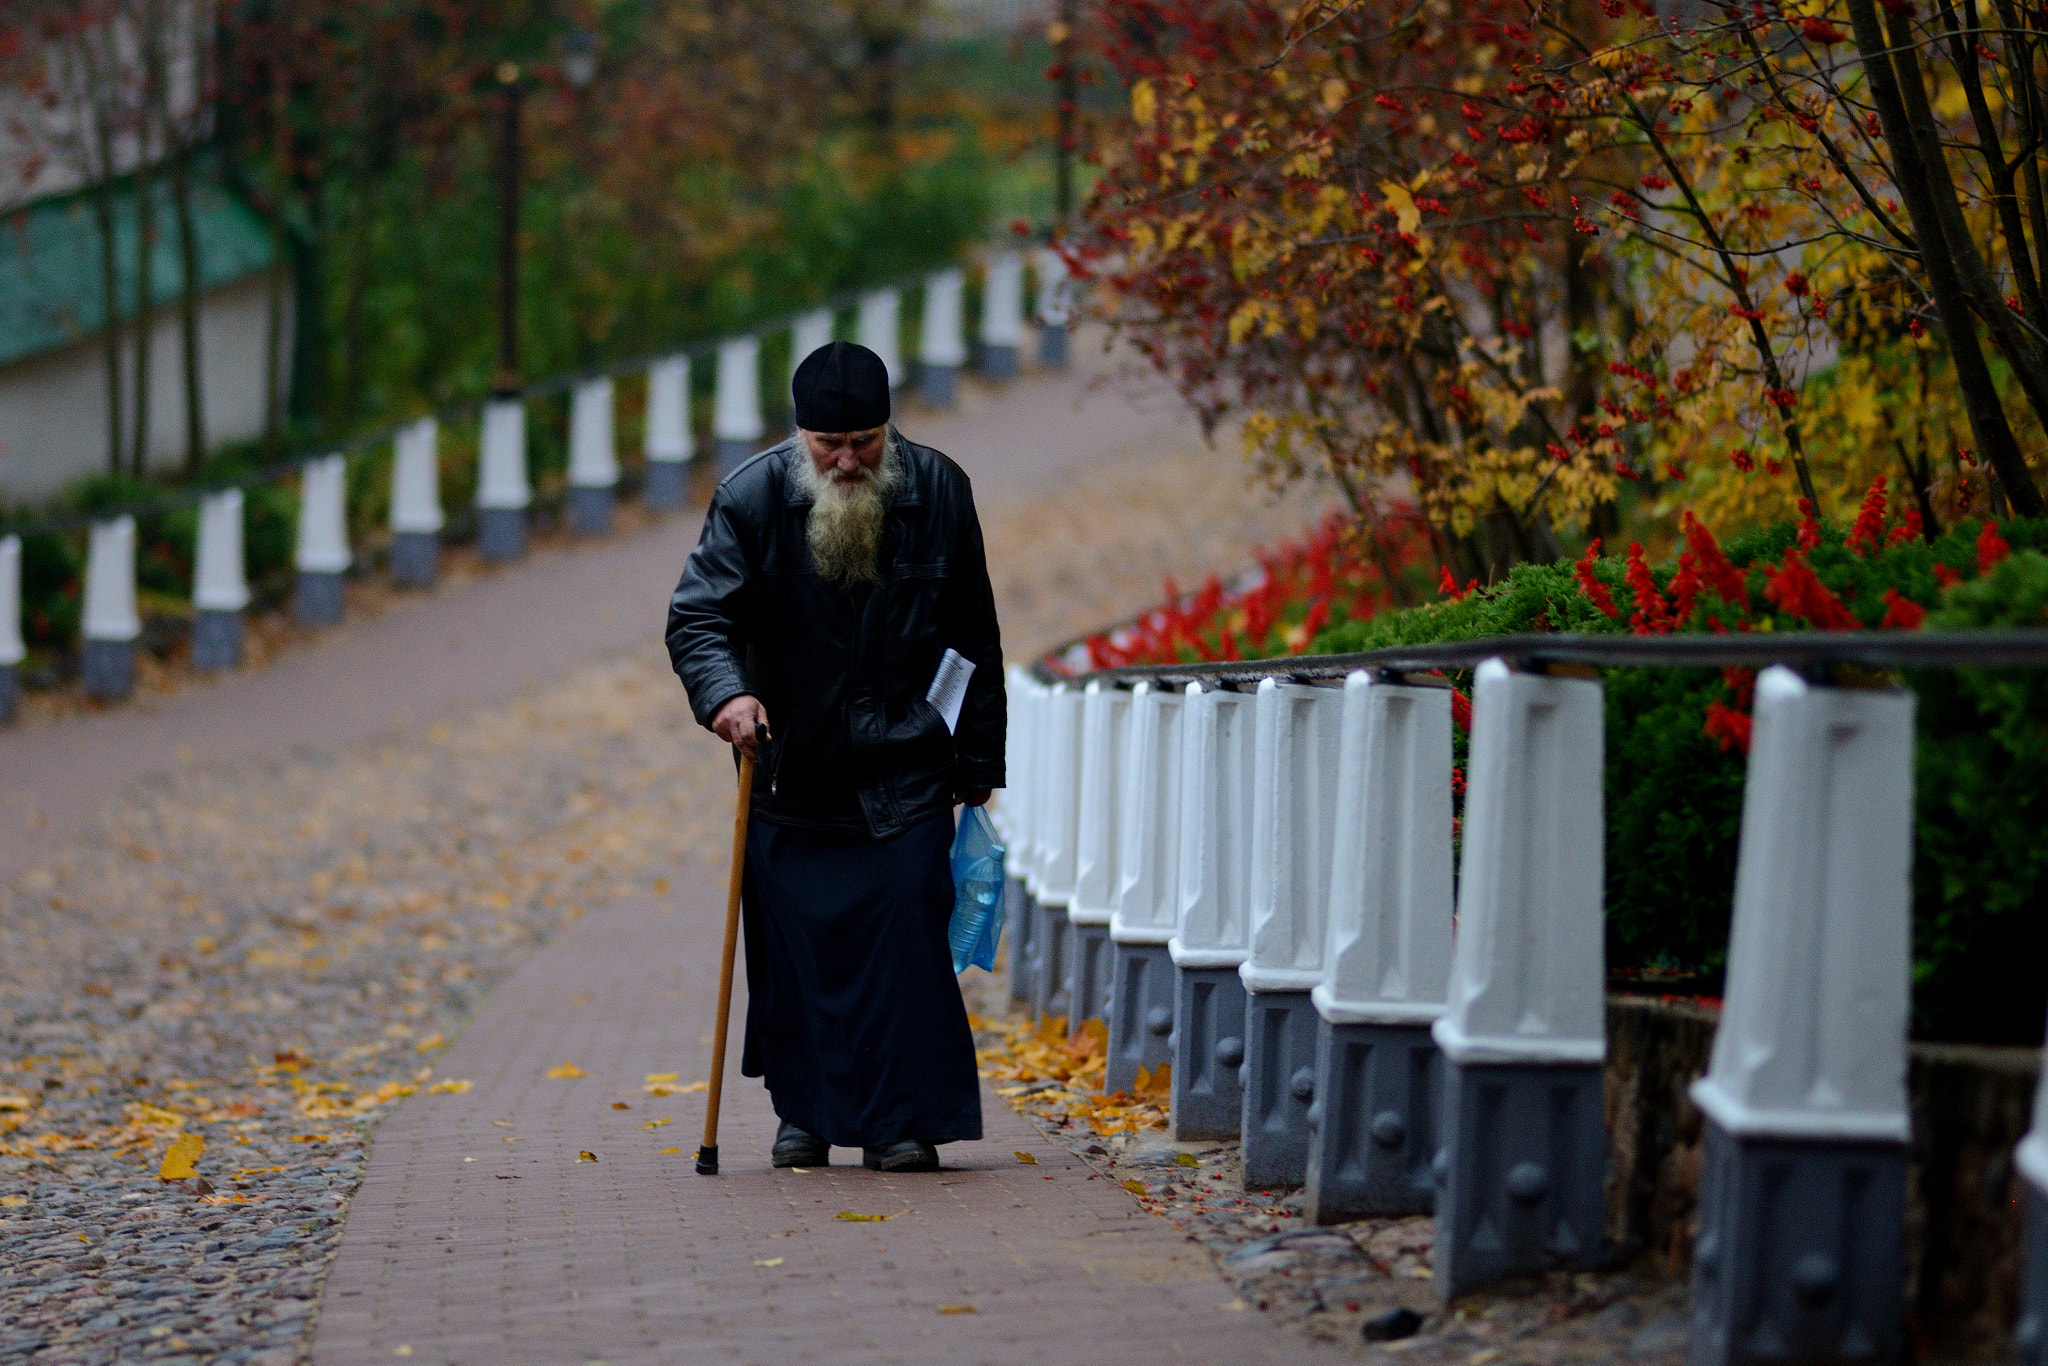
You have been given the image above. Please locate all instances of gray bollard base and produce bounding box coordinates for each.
[2019,1180,2048,1366]
[388,531,439,588]
[1065,919,1114,1032]
[478,507,527,562]
[295,571,345,627]
[919,364,959,409]
[1171,964,1247,1141]
[1005,877,1034,1007]
[978,344,1019,382]
[714,439,762,483]
[1689,1118,1905,1366]
[1435,1058,1607,1299]
[644,460,690,512]
[0,662,17,724]
[1241,987,1320,1190]
[1030,898,1071,1023]
[1106,941,1176,1094]
[1038,323,1070,371]
[568,484,614,537]
[81,638,135,702]
[1304,1018,1440,1223]
[190,609,244,672]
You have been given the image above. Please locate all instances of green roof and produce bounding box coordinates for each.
[0,156,278,370]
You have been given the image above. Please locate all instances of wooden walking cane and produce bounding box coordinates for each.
[696,722,765,1176]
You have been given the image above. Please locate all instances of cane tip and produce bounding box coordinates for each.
[695,1144,718,1175]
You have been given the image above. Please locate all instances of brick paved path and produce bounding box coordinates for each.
[311,878,1349,1366]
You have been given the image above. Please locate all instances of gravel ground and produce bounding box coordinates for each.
[0,435,1329,1365]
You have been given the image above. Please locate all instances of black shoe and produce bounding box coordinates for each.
[771,1120,828,1168]
[862,1139,939,1172]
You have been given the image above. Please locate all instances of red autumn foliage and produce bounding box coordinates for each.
[1575,538,1619,618]
[1846,477,1889,557]
[1681,511,1750,605]
[1880,588,1928,630]
[1762,550,1860,630]
[1979,520,2012,574]
[1624,541,1674,634]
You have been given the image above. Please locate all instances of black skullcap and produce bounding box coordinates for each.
[792,340,891,433]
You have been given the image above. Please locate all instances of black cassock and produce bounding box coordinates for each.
[738,810,982,1148]
[665,437,1005,1150]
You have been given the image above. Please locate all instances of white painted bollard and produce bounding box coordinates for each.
[191,489,251,671]
[1035,246,1074,370]
[979,251,1026,380]
[857,289,903,390]
[1170,682,1259,1139]
[1032,682,1084,1023]
[0,535,22,723]
[918,268,967,409]
[1690,667,1915,1364]
[713,337,765,481]
[1304,671,1456,1222]
[643,355,693,511]
[793,309,835,370]
[389,417,443,587]
[1106,681,1185,1092]
[81,515,140,701]
[1066,681,1130,1028]
[1240,678,1346,1188]
[567,376,618,535]
[476,398,531,561]
[1433,659,1607,1296]
[1000,667,1040,1008]
[2018,1025,2048,1366]
[294,454,351,627]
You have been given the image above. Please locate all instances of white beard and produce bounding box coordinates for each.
[792,430,903,586]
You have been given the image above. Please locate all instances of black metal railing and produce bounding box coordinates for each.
[1029,627,2048,688]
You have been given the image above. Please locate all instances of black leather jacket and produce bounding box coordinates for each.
[665,435,1007,838]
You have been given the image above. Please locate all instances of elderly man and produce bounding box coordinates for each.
[666,340,1006,1173]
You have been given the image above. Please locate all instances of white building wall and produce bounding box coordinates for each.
[0,270,290,501]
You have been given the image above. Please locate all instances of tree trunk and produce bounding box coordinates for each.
[169,136,206,474]
[92,179,124,478]
[1844,0,2046,517]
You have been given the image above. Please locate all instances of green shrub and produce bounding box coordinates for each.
[1307,512,2048,1043]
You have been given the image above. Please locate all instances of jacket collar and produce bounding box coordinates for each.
[775,435,924,510]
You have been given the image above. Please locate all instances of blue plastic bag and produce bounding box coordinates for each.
[947,805,1007,974]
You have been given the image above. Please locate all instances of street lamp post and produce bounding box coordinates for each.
[1042,0,1078,372]
[493,60,523,398]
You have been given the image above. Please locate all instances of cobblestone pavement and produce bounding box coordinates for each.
[311,888,1353,1366]
[0,351,1335,1365]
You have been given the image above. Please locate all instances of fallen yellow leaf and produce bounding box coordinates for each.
[0,1092,34,1111]
[611,1102,631,1110]
[197,1194,252,1205]
[1014,1151,1037,1165]
[753,1256,784,1267]
[937,1305,976,1315]
[545,1062,584,1079]
[657,1147,680,1155]
[645,1072,678,1083]
[1176,1152,1199,1168]
[158,1133,204,1181]
[639,1117,673,1131]
[413,1033,446,1053]
[1121,1179,1147,1196]
[577,1150,598,1162]
[835,1210,898,1222]
[424,1080,471,1095]
[232,1166,285,1177]
[287,1134,331,1144]
[0,1194,26,1207]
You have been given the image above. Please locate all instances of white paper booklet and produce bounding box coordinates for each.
[926,648,976,733]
